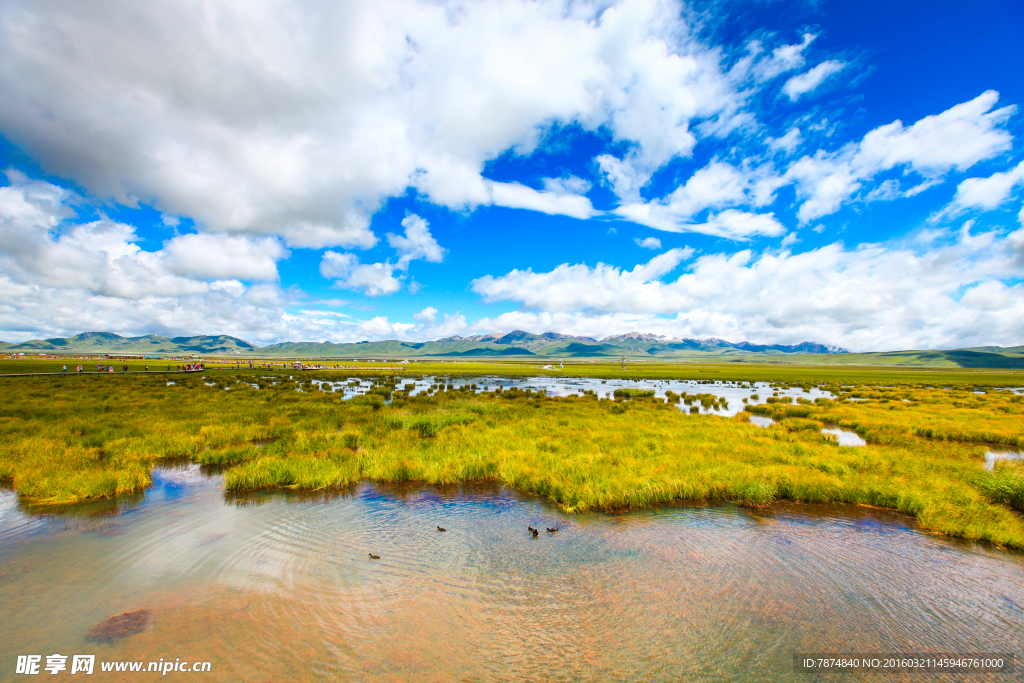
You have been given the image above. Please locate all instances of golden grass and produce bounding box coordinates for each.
[0,372,1022,549]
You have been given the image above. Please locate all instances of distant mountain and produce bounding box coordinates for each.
[439,331,597,345]
[5,329,1021,368]
[437,329,850,355]
[4,332,256,356]
[2,328,851,359]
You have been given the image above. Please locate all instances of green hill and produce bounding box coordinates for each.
[5,332,256,356]
[4,330,1023,369]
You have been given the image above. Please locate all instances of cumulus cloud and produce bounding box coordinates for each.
[0,174,288,300]
[635,236,662,249]
[319,252,402,296]
[766,127,802,155]
[321,213,446,295]
[0,0,748,245]
[786,90,1016,223]
[859,91,1015,173]
[613,161,786,237]
[4,167,1022,350]
[944,159,1024,215]
[0,174,335,344]
[413,306,437,323]
[162,234,287,281]
[469,229,1024,350]
[781,60,845,101]
[472,247,695,312]
[387,214,446,269]
[356,316,401,338]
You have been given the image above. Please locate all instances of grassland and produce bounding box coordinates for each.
[4,356,1024,386]
[0,363,1022,549]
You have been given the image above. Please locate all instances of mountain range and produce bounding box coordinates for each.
[2,330,1023,368]
[0,330,847,358]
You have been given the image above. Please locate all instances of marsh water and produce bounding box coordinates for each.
[2,465,1022,682]
[308,376,833,417]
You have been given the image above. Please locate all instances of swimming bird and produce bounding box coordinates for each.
[546,527,558,533]
[437,526,447,532]
[527,525,536,533]
[368,553,380,560]
[532,528,539,538]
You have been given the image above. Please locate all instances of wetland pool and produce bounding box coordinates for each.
[306,376,832,416]
[2,464,1022,682]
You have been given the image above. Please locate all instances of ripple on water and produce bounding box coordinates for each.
[0,473,1022,682]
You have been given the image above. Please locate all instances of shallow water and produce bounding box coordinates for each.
[1,466,1022,682]
[749,418,867,447]
[821,427,867,447]
[985,449,1024,471]
[307,375,832,417]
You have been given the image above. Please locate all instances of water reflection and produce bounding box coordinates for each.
[821,427,867,447]
[984,449,1024,471]
[307,375,833,417]
[1,466,1021,682]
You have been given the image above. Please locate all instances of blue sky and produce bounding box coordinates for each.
[0,0,1022,351]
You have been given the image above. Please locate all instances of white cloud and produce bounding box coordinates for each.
[858,90,1016,174]
[766,127,802,155]
[0,175,286,299]
[543,176,591,195]
[317,252,357,281]
[472,247,694,313]
[786,91,1017,223]
[781,60,845,101]
[786,152,862,223]
[0,0,749,242]
[469,228,1024,350]
[387,214,446,269]
[1009,227,1024,265]
[0,179,327,344]
[744,33,816,82]
[319,251,402,296]
[356,316,398,338]
[618,201,785,238]
[947,159,1024,213]
[413,306,437,323]
[687,210,785,239]
[864,179,901,203]
[613,160,786,237]
[320,213,445,295]
[489,181,598,220]
[162,234,287,281]
[635,236,662,249]
[904,178,941,197]
[656,161,750,218]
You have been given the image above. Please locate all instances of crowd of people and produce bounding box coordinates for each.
[55,362,205,374]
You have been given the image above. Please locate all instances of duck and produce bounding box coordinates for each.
[527,525,536,533]
[437,526,447,532]
[368,553,380,560]
[546,527,558,533]
[532,528,539,538]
